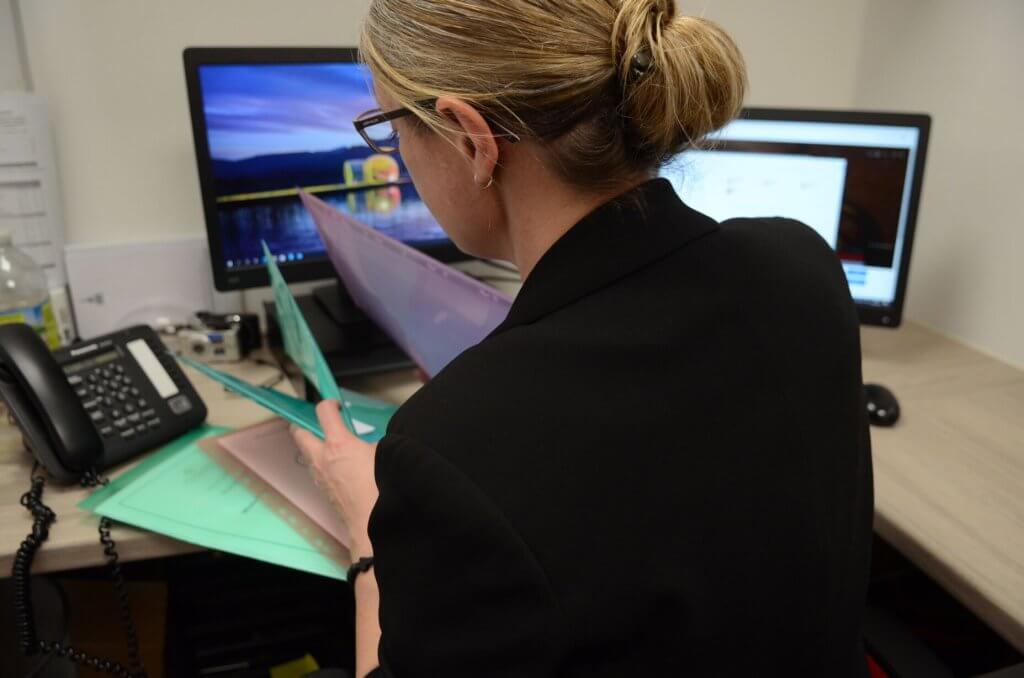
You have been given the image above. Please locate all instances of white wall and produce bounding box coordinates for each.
[853,0,1024,367]
[0,0,26,91]
[697,0,870,108]
[17,0,372,245]
[15,1,1023,365]
[19,0,869,247]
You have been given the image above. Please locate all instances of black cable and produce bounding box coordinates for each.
[12,464,148,677]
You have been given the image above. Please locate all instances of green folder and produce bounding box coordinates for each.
[80,426,349,580]
[261,241,355,430]
[175,242,398,441]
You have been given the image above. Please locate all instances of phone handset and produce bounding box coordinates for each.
[0,323,103,482]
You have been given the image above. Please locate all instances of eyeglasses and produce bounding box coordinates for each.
[353,102,428,154]
[353,99,521,154]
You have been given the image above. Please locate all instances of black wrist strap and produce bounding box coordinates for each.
[348,557,375,587]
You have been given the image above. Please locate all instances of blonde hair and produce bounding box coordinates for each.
[360,0,747,189]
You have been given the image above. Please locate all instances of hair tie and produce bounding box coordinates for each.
[631,50,654,79]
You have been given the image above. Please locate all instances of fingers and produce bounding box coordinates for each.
[316,399,351,441]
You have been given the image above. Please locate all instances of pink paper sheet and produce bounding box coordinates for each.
[216,418,350,547]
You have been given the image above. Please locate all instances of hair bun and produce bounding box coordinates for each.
[612,2,747,158]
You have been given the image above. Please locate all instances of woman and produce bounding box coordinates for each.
[293,0,873,676]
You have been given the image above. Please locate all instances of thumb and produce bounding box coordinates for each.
[292,426,326,466]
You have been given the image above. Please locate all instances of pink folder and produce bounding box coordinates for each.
[301,191,514,378]
[215,418,351,547]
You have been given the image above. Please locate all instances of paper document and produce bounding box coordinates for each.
[0,94,68,289]
[302,191,513,378]
[80,426,350,580]
[216,419,351,546]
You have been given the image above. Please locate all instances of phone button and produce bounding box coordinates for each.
[83,398,101,411]
[99,426,116,438]
[113,417,128,429]
[68,375,84,386]
[168,395,192,415]
[120,428,136,440]
[89,410,105,423]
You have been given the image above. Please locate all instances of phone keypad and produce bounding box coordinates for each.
[68,359,164,440]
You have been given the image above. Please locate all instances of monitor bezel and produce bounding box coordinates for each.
[183,46,468,292]
[734,107,931,328]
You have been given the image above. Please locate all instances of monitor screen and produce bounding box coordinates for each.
[185,48,465,291]
[661,109,930,327]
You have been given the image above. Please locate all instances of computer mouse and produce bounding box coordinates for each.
[865,383,901,427]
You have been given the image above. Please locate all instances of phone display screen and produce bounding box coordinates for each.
[63,349,120,374]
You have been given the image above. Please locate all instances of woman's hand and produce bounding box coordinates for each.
[292,400,379,558]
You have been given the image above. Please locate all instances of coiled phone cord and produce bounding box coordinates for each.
[12,464,147,678]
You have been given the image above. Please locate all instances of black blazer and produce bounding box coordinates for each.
[367,179,873,677]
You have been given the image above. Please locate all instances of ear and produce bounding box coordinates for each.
[435,97,500,186]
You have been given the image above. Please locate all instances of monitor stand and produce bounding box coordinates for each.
[265,279,414,381]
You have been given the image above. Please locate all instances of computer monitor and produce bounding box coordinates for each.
[183,47,468,293]
[661,108,930,327]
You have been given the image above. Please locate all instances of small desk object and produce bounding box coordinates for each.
[0,324,1021,652]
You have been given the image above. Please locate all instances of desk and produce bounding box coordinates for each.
[862,323,1024,651]
[0,324,1021,650]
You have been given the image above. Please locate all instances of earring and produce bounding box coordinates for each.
[482,176,494,190]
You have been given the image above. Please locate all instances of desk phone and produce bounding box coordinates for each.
[0,323,207,483]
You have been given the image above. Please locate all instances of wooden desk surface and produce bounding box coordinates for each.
[862,323,1024,651]
[0,324,1021,651]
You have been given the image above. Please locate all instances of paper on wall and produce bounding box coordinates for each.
[0,93,67,289]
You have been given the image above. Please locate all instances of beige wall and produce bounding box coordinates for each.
[18,0,870,247]
[12,1,1022,365]
[0,0,26,91]
[854,0,1024,367]
[17,0,372,245]
[696,0,870,108]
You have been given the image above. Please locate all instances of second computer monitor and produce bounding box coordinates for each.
[661,108,930,327]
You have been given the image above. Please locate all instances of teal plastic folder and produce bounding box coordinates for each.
[80,426,349,580]
[261,241,355,429]
[175,242,398,441]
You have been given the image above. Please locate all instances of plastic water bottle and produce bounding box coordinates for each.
[0,232,60,348]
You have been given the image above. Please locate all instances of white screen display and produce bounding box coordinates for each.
[661,118,921,308]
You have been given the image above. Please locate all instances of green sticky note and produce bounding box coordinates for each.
[177,355,395,443]
[80,425,349,580]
